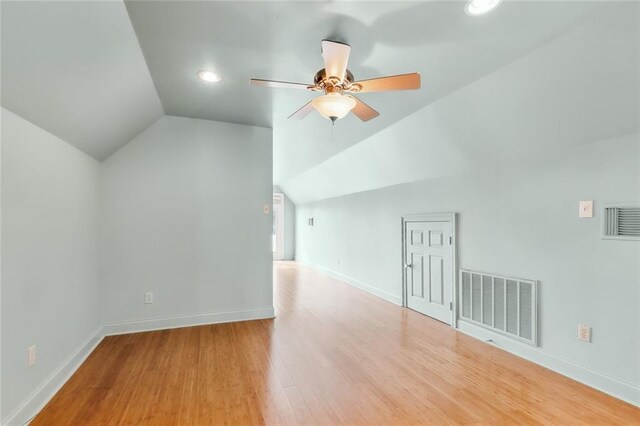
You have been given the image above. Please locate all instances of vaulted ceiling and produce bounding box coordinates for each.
[1,1,164,161]
[122,0,597,184]
[2,1,637,201]
[282,1,640,203]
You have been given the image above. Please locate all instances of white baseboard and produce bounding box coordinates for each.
[297,259,402,306]
[103,307,275,336]
[456,320,640,407]
[3,327,105,426]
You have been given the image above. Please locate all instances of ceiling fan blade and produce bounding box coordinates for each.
[321,40,351,82]
[350,96,380,122]
[351,73,421,93]
[250,79,311,90]
[287,101,315,120]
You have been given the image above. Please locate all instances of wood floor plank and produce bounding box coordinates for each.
[32,261,640,425]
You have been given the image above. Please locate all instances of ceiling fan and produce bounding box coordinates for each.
[250,40,421,124]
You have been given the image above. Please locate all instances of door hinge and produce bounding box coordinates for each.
[449,302,453,310]
[449,236,452,245]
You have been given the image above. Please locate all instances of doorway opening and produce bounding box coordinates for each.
[273,193,285,260]
[401,213,457,326]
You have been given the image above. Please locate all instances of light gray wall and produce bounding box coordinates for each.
[296,134,639,396]
[1,108,101,420]
[273,186,295,260]
[101,116,273,325]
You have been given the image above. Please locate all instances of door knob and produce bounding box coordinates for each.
[404,263,413,269]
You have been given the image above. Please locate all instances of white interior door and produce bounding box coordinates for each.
[272,194,284,260]
[404,220,453,324]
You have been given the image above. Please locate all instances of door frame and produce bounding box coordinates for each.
[273,193,285,260]
[401,212,458,328]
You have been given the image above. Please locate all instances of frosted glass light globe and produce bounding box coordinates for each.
[311,93,356,121]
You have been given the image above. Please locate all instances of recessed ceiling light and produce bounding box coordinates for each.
[465,0,502,16]
[197,70,222,83]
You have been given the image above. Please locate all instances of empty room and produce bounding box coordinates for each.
[1,0,639,424]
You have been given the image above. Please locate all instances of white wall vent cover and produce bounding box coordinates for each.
[602,203,640,241]
[459,269,537,346]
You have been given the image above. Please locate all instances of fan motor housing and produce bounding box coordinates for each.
[314,68,355,88]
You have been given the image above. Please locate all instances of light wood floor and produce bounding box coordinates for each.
[33,261,639,425]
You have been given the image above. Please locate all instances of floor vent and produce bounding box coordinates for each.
[459,269,537,346]
[603,204,640,241]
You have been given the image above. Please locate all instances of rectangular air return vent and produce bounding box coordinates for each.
[460,269,537,346]
[603,204,640,241]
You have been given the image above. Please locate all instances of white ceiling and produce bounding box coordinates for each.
[1,1,164,161]
[3,1,632,195]
[123,1,597,184]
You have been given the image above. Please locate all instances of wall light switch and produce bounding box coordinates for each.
[579,200,593,218]
[145,292,153,304]
[263,204,270,214]
[27,345,36,367]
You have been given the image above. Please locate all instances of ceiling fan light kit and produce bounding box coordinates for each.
[250,39,420,124]
[312,93,356,123]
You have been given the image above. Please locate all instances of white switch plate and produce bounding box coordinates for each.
[27,345,36,367]
[263,204,270,214]
[145,292,153,304]
[579,200,593,218]
[578,324,591,342]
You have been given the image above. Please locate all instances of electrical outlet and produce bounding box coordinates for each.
[578,324,591,342]
[145,292,153,304]
[27,345,36,367]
